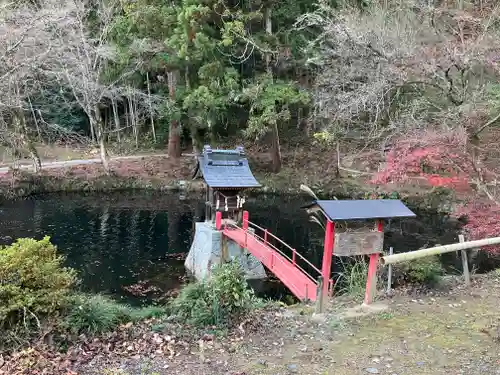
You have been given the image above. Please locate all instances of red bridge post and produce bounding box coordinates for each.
[242,211,249,230]
[364,220,383,305]
[215,211,222,230]
[242,211,249,248]
[320,220,335,312]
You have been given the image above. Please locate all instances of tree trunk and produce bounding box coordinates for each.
[94,105,110,174]
[146,72,156,143]
[191,126,200,155]
[167,71,181,158]
[270,122,282,173]
[128,89,138,148]
[99,135,109,173]
[124,98,129,134]
[89,115,96,142]
[27,139,41,173]
[265,7,282,173]
[27,96,41,142]
[111,98,121,143]
[133,94,139,147]
[14,109,41,173]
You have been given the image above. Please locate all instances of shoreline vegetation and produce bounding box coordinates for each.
[0,151,359,199]
[0,146,450,208]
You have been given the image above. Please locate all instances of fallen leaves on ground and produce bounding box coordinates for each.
[0,306,284,375]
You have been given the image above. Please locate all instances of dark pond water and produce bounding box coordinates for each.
[0,192,467,304]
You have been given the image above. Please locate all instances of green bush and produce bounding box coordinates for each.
[64,294,166,335]
[0,237,77,329]
[397,256,444,286]
[170,262,257,327]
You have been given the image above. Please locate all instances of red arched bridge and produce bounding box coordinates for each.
[216,211,332,302]
[214,198,417,307]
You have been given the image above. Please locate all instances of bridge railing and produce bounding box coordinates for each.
[219,211,333,296]
[250,220,321,284]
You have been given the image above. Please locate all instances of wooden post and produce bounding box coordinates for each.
[315,276,324,314]
[215,211,222,230]
[205,187,210,222]
[364,220,383,305]
[459,234,471,286]
[221,232,228,262]
[387,246,393,294]
[320,220,334,312]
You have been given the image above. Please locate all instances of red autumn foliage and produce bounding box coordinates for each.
[371,130,471,191]
[453,202,500,252]
[373,130,500,250]
[454,202,500,240]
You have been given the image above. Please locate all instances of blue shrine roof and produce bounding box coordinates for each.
[194,145,261,188]
[304,199,416,221]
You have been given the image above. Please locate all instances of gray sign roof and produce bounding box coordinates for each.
[194,145,261,188]
[304,199,416,221]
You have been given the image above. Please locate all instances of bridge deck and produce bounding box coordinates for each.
[223,228,318,302]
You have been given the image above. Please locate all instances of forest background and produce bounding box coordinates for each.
[2,0,500,239]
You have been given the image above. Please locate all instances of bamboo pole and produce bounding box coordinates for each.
[381,236,500,265]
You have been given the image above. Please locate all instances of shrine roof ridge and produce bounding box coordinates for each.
[303,199,416,221]
[193,145,261,189]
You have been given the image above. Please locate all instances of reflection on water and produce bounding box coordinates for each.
[0,192,462,304]
[0,192,202,305]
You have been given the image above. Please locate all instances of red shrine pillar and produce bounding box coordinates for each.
[320,220,335,308]
[215,211,222,230]
[364,220,383,305]
[242,211,249,231]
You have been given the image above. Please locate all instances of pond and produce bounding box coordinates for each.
[0,191,466,304]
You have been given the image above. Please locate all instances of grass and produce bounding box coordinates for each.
[68,273,500,375]
[63,294,166,335]
[334,256,369,297]
[230,276,500,375]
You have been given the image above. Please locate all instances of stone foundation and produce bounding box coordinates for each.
[185,221,267,281]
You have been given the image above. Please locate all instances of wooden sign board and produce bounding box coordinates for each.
[334,232,384,256]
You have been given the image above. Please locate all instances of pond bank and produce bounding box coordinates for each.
[0,154,359,199]
[0,154,451,209]
[0,156,199,200]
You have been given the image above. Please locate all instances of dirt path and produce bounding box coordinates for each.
[79,274,500,375]
[0,154,174,173]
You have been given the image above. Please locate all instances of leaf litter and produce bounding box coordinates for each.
[3,273,500,374]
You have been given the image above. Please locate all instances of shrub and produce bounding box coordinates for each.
[170,262,258,327]
[0,237,77,329]
[64,294,166,335]
[396,256,444,286]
